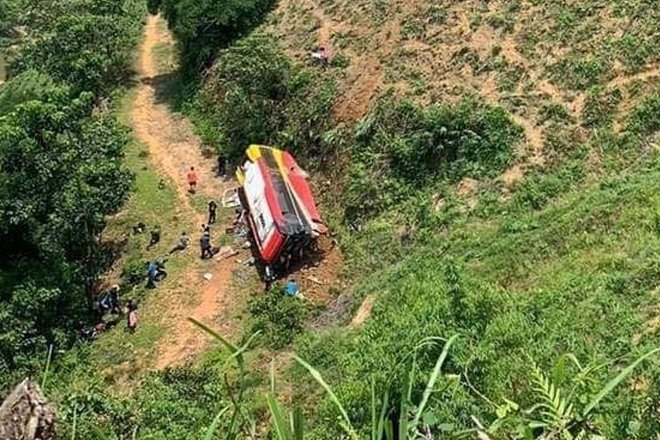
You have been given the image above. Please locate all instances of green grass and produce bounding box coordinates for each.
[0,53,6,82]
[295,158,660,438]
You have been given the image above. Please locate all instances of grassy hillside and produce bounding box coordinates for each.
[1,0,656,437]
[252,0,660,437]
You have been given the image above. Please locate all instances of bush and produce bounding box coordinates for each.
[344,98,522,220]
[157,0,277,70]
[121,259,146,286]
[627,91,660,136]
[581,87,622,129]
[249,287,308,349]
[191,34,335,161]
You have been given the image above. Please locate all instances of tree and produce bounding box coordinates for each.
[158,0,277,70]
[14,11,139,96]
[0,87,132,372]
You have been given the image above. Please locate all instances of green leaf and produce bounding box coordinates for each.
[292,406,304,440]
[267,394,292,440]
[203,406,230,440]
[294,355,360,440]
[583,347,660,417]
[411,334,459,428]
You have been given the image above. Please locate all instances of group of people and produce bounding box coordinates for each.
[81,285,139,341]
[80,154,231,342]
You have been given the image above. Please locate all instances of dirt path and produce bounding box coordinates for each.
[131,15,239,369]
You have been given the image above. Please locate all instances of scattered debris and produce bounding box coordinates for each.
[221,187,241,208]
[203,273,213,281]
[215,246,239,261]
[306,275,324,285]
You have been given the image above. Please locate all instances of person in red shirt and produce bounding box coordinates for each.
[187,166,198,193]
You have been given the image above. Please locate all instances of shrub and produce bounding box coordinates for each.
[191,34,335,161]
[344,98,522,220]
[121,259,146,286]
[157,0,277,70]
[550,54,611,91]
[249,287,308,349]
[581,87,622,129]
[627,91,660,136]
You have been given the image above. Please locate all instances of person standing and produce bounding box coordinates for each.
[200,231,212,259]
[108,285,121,314]
[127,301,138,333]
[146,260,157,288]
[187,166,198,193]
[217,153,226,178]
[208,200,217,224]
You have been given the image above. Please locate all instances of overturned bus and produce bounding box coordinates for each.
[236,145,327,280]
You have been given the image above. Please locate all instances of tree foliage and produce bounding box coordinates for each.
[153,0,277,70]
[0,0,143,387]
[10,0,145,96]
[192,34,335,160]
[0,88,132,373]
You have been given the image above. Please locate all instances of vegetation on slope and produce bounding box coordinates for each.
[162,0,659,436]
[0,0,146,389]
[148,0,277,70]
[1,0,658,438]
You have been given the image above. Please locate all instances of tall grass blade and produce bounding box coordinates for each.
[70,403,78,440]
[371,379,377,440]
[203,405,230,440]
[270,359,276,394]
[398,393,408,440]
[91,426,110,439]
[292,406,304,440]
[411,334,459,428]
[582,347,660,417]
[188,317,238,353]
[376,391,389,440]
[369,381,390,440]
[294,355,360,440]
[188,318,259,370]
[267,394,292,440]
[41,344,53,390]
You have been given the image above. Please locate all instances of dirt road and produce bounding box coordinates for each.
[131,15,238,369]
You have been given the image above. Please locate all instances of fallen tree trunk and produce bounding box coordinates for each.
[0,379,55,440]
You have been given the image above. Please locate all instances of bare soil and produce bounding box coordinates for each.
[267,0,659,190]
[350,294,375,327]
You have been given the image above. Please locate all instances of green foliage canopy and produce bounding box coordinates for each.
[0,88,132,373]
[154,0,277,70]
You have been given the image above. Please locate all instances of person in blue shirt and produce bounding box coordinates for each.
[146,261,157,288]
[285,279,299,297]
